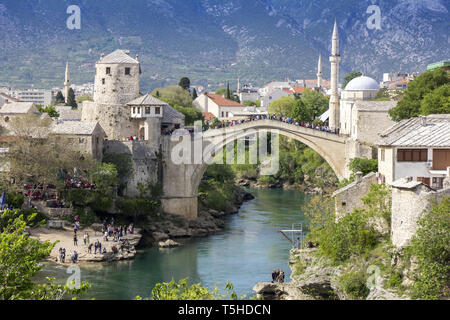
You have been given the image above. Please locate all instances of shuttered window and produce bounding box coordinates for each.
[397,149,427,162]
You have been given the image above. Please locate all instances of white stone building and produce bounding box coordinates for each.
[0,92,21,107]
[12,89,54,107]
[193,93,247,120]
[377,114,450,189]
[260,89,290,109]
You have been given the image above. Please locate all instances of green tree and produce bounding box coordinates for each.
[66,88,78,109]
[151,85,194,108]
[388,68,449,121]
[178,77,191,91]
[268,96,296,117]
[138,278,241,300]
[55,91,65,103]
[0,210,90,299]
[174,105,203,126]
[343,72,363,89]
[192,88,198,100]
[37,105,60,118]
[299,89,329,120]
[215,88,227,96]
[420,83,450,115]
[408,197,450,300]
[349,158,378,176]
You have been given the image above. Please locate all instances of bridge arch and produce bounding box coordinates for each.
[162,119,348,219]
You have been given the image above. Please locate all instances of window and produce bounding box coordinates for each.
[106,67,111,75]
[380,148,385,162]
[125,67,131,75]
[133,107,136,114]
[78,138,85,144]
[397,149,427,162]
[145,107,151,114]
[155,107,161,115]
[102,78,105,85]
[137,107,141,114]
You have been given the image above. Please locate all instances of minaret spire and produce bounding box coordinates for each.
[64,61,71,104]
[237,77,241,94]
[329,18,341,132]
[317,54,323,88]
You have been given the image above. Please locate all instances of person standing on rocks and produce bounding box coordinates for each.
[73,234,78,246]
[271,270,279,283]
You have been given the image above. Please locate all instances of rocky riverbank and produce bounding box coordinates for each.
[143,186,254,247]
[253,248,409,300]
[31,226,142,265]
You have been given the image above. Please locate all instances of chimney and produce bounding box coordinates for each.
[406,176,413,183]
[420,116,427,126]
[355,171,363,183]
[100,53,104,60]
[135,54,139,62]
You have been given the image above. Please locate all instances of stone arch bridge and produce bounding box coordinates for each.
[161,119,349,219]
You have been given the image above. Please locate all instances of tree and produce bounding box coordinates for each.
[389,68,449,121]
[409,197,450,300]
[0,210,90,299]
[343,72,363,89]
[226,82,231,100]
[192,88,198,100]
[299,89,329,120]
[55,91,65,103]
[3,114,97,206]
[37,105,60,118]
[215,88,227,96]
[151,85,194,108]
[420,83,450,115]
[268,96,296,117]
[173,105,203,126]
[66,88,78,109]
[178,77,191,91]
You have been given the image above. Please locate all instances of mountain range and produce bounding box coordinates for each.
[0,0,448,91]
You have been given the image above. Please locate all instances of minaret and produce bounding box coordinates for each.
[329,19,341,131]
[317,54,323,88]
[237,77,241,94]
[64,61,71,104]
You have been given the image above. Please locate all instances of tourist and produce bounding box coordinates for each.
[307,240,314,248]
[83,233,87,245]
[72,251,78,263]
[88,243,93,254]
[277,271,285,283]
[271,269,279,283]
[102,247,107,254]
[104,230,109,241]
[73,234,78,246]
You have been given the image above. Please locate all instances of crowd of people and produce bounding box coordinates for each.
[271,269,285,283]
[206,114,340,135]
[64,178,95,190]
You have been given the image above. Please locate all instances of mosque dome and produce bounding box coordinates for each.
[344,76,379,91]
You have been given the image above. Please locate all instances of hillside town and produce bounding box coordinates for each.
[0,15,449,303]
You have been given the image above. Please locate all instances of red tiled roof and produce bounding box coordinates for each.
[292,87,307,93]
[206,93,244,107]
[202,112,216,121]
[0,92,21,102]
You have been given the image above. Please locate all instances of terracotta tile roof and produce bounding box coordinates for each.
[0,92,21,102]
[292,87,307,93]
[202,112,216,121]
[205,93,244,107]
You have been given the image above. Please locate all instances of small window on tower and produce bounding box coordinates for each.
[155,107,161,115]
[106,67,111,75]
[145,107,151,114]
[125,67,131,75]
[102,78,105,85]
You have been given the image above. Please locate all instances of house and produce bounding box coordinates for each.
[260,89,290,109]
[193,93,246,120]
[0,102,42,128]
[0,92,21,107]
[52,121,106,161]
[377,114,450,189]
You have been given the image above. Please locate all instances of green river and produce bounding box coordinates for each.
[38,188,313,299]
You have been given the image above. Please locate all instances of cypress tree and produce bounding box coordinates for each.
[192,88,198,100]
[226,82,231,100]
[55,91,64,103]
[66,88,78,109]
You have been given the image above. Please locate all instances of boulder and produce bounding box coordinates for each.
[152,232,169,242]
[159,239,180,248]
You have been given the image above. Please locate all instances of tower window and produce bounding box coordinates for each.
[125,67,131,75]
[106,67,111,75]
[155,107,161,115]
[145,107,151,114]
[102,78,105,85]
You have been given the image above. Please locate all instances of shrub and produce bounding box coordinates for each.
[6,193,25,208]
[318,209,379,264]
[339,270,370,299]
[408,197,450,300]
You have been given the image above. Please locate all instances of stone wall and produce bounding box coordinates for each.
[333,172,378,219]
[104,140,160,197]
[391,184,450,248]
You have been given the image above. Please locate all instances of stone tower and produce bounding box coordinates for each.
[64,61,71,103]
[329,19,341,131]
[81,50,141,139]
[317,54,323,88]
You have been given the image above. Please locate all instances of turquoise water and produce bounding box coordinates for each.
[38,188,312,299]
